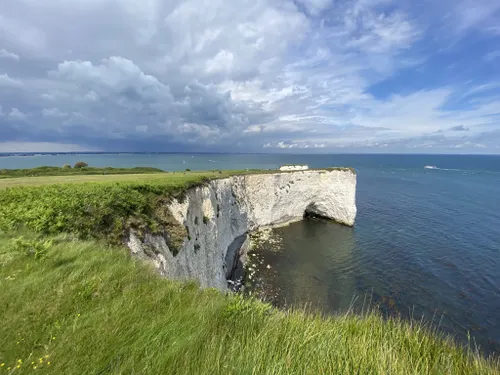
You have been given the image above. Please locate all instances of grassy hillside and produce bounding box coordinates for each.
[0,169,498,374]
[0,167,355,188]
[0,170,252,189]
[0,231,498,375]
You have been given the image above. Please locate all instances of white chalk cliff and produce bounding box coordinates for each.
[127,169,357,290]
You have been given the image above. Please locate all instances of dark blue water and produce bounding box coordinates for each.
[247,157,500,356]
[2,153,500,354]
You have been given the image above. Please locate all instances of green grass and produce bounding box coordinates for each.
[0,170,262,252]
[0,166,165,179]
[1,168,495,374]
[0,170,258,189]
[0,173,172,189]
[0,167,355,189]
[0,231,498,375]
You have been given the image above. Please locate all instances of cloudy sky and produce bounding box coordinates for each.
[1,0,499,153]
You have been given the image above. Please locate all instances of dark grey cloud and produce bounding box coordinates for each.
[449,125,470,131]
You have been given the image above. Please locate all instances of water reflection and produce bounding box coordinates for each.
[247,218,357,313]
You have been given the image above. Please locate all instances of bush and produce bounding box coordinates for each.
[12,236,53,260]
[185,168,191,172]
[74,161,88,169]
[62,164,72,169]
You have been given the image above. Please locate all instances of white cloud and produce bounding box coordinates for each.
[453,0,500,33]
[264,141,326,149]
[42,108,68,118]
[205,50,234,74]
[0,48,20,61]
[344,8,420,54]
[484,50,500,62]
[8,108,28,121]
[0,14,47,53]
[0,74,22,87]
[297,0,331,15]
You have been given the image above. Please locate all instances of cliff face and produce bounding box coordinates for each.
[127,169,357,290]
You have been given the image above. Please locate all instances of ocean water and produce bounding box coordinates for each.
[2,153,499,355]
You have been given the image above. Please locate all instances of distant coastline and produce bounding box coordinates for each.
[2,152,500,158]
[0,152,215,157]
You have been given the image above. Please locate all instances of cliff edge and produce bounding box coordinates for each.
[127,169,357,290]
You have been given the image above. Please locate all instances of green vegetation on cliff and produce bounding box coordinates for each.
[0,172,204,242]
[0,231,498,375]
[0,170,260,253]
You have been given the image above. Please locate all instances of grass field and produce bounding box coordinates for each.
[0,170,239,188]
[0,166,165,179]
[1,231,498,375]
[0,168,498,374]
[0,166,354,189]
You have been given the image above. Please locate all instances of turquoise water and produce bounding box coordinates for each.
[2,153,500,355]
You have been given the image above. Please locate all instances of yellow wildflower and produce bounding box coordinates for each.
[17,359,22,363]
[44,355,49,359]
[48,362,51,365]
[16,365,21,369]
[33,366,37,369]
[0,363,4,367]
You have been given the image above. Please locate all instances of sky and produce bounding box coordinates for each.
[0,0,499,153]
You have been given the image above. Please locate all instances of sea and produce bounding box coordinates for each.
[1,153,499,355]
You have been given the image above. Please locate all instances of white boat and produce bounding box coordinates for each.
[424,165,438,169]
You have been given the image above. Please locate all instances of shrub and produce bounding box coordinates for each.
[74,161,88,169]
[62,164,72,169]
[185,168,191,172]
[203,216,209,224]
[12,236,53,260]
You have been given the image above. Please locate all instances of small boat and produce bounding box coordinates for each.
[424,165,438,169]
